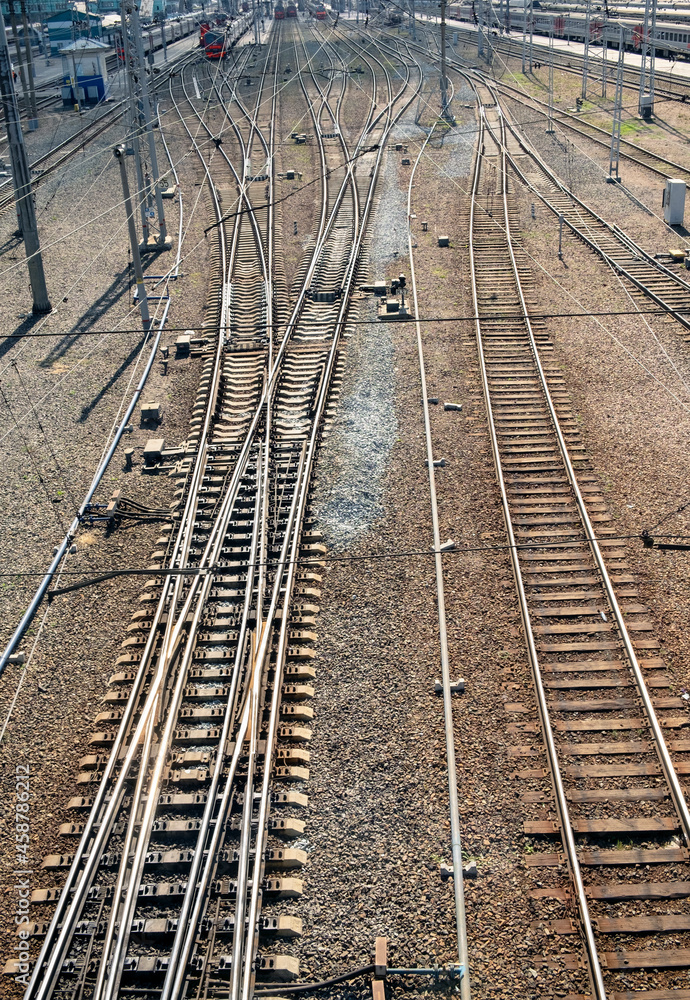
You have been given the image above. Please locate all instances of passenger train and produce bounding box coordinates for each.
[112,14,199,67]
[287,2,298,15]
[202,12,252,58]
[448,0,690,57]
[309,2,328,18]
[275,2,286,18]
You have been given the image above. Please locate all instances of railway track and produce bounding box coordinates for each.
[391,21,690,343]
[492,95,690,337]
[456,72,690,998]
[16,21,422,1000]
[488,76,690,182]
[444,20,690,103]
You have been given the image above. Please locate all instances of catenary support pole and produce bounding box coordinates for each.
[120,4,150,241]
[19,0,37,127]
[601,20,607,97]
[440,0,447,113]
[6,0,29,113]
[477,0,484,59]
[129,2,168,245]
[581,0,591,97]
[0,6,51,311]
[609,25,624,179]
[547,27,554,132]
[70,50,81,111]
[114,145,151,330]
[638,0,657,116]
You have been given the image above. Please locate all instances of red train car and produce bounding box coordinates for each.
[274,2,285,16]
[204,29,227,58]
[313,3,326,17]
[286,2,297,14]
[199,21,211,44]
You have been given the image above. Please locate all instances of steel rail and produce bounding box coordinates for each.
[0,47,198,211]
[159,451,265,1000]
[440,18,690,101]
[467,92,608,1000]
[94,46,278,998]
[487,75,690,180]
[26,30,421,996]
[0,50,206,682]
[477,85,690,846]
[244,45,424,1000]
[495,117,690,336]
[23,48,235,1000]
[229,444,308,1000]
[20,65,200,996]
[97,431,257,1000]
[404,100,471,1000]
[395,28,690,334]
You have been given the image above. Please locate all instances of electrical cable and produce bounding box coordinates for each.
[0,528,656,593]
[253,964,375,995]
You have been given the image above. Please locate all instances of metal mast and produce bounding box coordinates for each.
[252,0,259,44]
[601,18,607,97]
[121,0,169,249]
[0,5,50,312]
[440,0,448,114]
[638,0,657,117]
[581,0,591,98]
[521,0,527,72]
[19,0,37,127]
[527,0,534,70]
[608,26,624,180]
[477,0,485,59]
[120,8,150,243]
[547,27,554,132]
[6,0,29,120]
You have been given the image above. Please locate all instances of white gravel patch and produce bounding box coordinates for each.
[313,146,413,547]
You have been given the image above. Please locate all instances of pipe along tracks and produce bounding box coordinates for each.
[461,74,690,998]
[17,21,420,1000]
